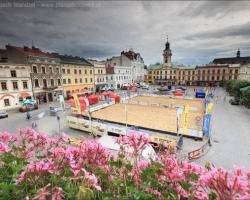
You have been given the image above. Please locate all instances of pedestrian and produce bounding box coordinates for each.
[26,111,31,120]
[224,96,226,102]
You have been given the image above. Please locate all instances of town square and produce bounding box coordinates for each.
[0,1,250,199]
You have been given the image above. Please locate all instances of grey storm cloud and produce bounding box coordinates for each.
[185,22,250,40]
[0,1,250,66]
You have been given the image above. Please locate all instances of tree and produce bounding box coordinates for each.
[231,80,250,97]
[240,87,250,108]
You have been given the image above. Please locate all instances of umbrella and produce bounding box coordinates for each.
[22,99,36,105]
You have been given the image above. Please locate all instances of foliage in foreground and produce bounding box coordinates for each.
[0,128,250,200]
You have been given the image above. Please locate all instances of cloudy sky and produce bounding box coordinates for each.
[1,1,250,66]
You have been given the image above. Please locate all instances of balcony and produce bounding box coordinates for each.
[43,86,58,90]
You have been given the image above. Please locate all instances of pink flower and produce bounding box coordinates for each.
[52,187,64,200]
[193,191,209,200]
[81,168,102,191]
[33,184,51,200]
[0,142,10,153]
[0,132,16,142]
[16,171,26,184]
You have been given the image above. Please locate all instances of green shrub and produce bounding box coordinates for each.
[240,87,250,108]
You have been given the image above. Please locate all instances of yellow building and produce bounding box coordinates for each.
[53,54,94,98]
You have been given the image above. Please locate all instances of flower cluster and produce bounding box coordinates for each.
[0,128,249,199]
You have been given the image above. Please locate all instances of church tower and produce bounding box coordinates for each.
[163,36,172,67]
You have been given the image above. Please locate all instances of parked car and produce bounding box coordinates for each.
[175,86,187,91]
[49,105,62,116]
[0,110,8,118]
[19,104,38,112]
[140,83,149,90]
[229,98,240,105]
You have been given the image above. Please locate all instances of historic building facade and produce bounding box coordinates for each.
[121,50,145,82]
[146,41,242,86]
[53,54,94,98]
[0,62,32,110]
[106,56,132,89]
[213,49,250,82]
[88,59,107,93]
[1,45,63,104]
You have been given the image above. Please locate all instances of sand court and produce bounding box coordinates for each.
[86,103,178,134]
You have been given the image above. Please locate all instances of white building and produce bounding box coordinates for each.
[0,63,32,110]
[121,50,145,82]
[239,64,250,82]
[106,57,132,89]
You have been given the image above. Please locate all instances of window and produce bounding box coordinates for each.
[235,69,238,74]
[212,70,215,74]
[13,82,18,90]
[90,70,92,74]
[62,69,65,74]
[4,99,10,107]
[67,69,70,74]
[51,79,54,87]
[33,66,37,73]
[90,78,93,83]
[80,78,82,83]
[34,79,39,87]
[208,70,210,74]
[68,79,71,84]
[41,66,45,73]
[79,70,81,74]
[85,78,88,83]
[56,68,59,73]
[75,78,78,84]
[43,79,47,87]
[230,69,232,74]
[85,70,87,74]
[223,69,226,74]
[198,70,200,74]
[1,82,7,90]
[217,69,220,74]
[222,76,225,80]
[63,79,66,84]
[217,76,220,80]
[49,67,53,73]
[10,70,17,77]
[23,81,28,89]
[58,79,61,86]
[74,69,77,74]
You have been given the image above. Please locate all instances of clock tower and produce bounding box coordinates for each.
[163,36,172,67]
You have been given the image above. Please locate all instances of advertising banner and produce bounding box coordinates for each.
[203,114,211,136]
[205,103,213,114]
[72,94,82,114]
[182,104,190,135]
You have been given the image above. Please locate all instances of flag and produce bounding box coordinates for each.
[72,94,82,114]
[206,103,214,114]
[182,104,190,135]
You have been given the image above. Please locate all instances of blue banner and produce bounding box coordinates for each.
[203,114,211,136]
